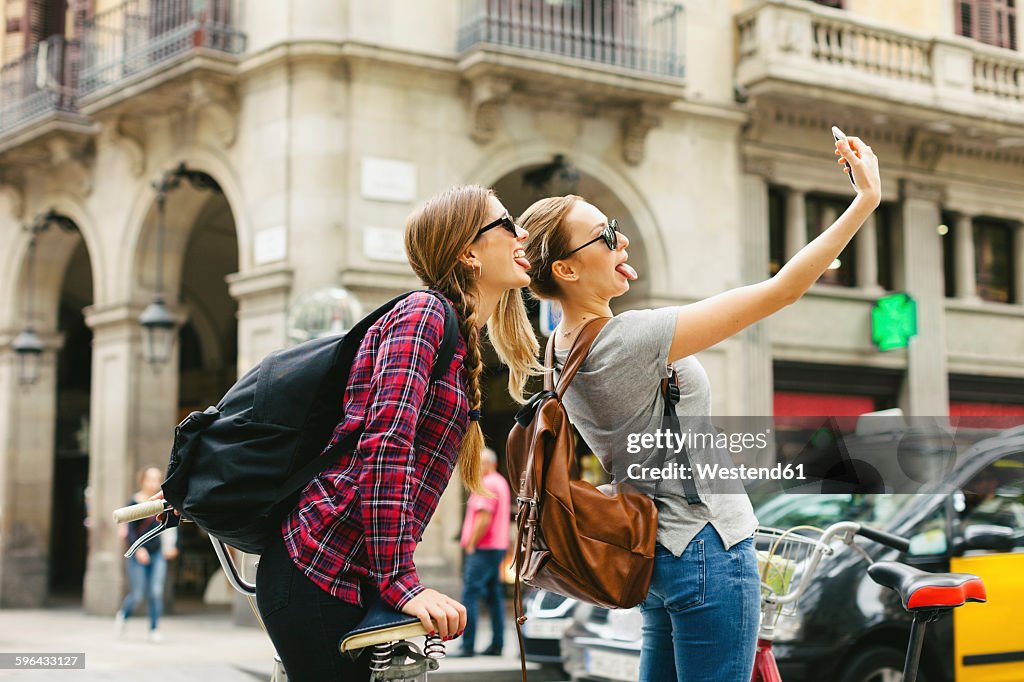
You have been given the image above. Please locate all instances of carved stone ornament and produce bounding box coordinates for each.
[621,105,661,166]
[468,76,514,144]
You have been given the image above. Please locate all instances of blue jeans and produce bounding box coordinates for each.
[638,524,760,682]
[460,548,505,652]
[121,552,167,631]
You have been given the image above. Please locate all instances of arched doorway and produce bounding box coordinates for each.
[49,238,94,601]
[172,189,239,609]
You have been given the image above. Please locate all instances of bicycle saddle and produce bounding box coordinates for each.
[339,598,432,653]
[867,561,986,611]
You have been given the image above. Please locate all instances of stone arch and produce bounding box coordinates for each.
[117,144,251,305]
[1,194,103,330]
[466,141,671,300]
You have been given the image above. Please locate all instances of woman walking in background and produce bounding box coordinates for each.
[114,465,178,643]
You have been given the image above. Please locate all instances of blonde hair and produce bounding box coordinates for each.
[517,195,584,301]
[404,185,541,491]
[503,193,585,399]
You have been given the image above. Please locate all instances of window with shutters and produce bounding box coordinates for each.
[957,0,1018,50]
[24,0,68,48]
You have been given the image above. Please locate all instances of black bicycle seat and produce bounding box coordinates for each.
[867,561,986,611]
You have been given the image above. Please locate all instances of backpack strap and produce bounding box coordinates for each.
[656,367,702,505]
[546,317,611,396]
[427,291,458,382]
[272,290,459,510]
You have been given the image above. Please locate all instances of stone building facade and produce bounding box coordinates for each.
[0,0,1021,613]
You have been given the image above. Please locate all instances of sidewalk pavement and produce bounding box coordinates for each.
[0,605,565,681]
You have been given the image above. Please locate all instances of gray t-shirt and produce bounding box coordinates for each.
[553,307,759,555]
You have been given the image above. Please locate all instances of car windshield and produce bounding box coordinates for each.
[753,492,922,530]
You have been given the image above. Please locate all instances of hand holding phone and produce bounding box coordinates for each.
[832,125,856,187]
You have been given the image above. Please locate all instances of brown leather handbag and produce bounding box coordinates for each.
[506,318,659,680]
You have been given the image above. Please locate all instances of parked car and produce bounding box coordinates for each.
[520,587,578,666]
[560,424,1024,682]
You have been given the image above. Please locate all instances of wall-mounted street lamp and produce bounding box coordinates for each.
[13,210,78,385]
[142,163,221,365]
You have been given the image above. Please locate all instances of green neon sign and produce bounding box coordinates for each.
[872,293,917,351]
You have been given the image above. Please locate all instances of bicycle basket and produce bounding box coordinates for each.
[753,526,832,624]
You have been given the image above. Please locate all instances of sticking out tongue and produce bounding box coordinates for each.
[514,256,531,270]
[616,263,638,281]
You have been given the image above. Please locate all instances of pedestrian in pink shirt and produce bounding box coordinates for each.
[455,447,511,657]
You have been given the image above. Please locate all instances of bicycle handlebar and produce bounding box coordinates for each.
[112,500,168,524]
[855,525,911,553]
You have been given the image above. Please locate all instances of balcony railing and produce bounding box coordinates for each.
[457,0,685,78]
[736,0,1024,121]
[78,0,245,98]
[0,35,79,134]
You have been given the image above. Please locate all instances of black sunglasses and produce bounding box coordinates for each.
[476,213,519,239]
[565,219,618,255]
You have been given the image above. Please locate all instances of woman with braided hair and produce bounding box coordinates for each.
[255,185,541,681]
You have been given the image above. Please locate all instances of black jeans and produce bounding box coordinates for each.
[256,531,371,682]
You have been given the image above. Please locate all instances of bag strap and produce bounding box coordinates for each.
[543,317,611,395]
[656,367,702,505]
[272,290,458,509]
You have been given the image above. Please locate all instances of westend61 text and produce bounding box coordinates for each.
[625,428,771,455]
[626,462,806,482]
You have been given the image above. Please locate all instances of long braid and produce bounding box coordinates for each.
[404,184,539,493]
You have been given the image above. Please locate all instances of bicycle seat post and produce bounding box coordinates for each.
[903,609,941,682]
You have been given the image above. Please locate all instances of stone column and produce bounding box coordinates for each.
[226,265,294,374]
[954,213,979,302]
[898,181,949,416]
[81,304,180,615]
[0,333,62,607]
[1014,223,1024,306]
[856,212,883,293]
[740,172,774,418]
[784,187,806,262]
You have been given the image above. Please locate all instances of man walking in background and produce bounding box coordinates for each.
[454,448,511,657]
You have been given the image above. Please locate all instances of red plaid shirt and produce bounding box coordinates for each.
[281,292,469,609]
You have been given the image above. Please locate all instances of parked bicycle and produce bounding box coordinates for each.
[753,522,987,682]
[113,499,445,682]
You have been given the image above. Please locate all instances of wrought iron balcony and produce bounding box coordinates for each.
[457,0,686,79]
[78,0,245,99]
[736,0,1024,125]
[0,35,79,135]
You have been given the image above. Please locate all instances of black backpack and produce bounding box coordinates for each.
[161,290,459,554]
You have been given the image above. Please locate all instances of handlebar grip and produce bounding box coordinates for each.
[856,525,910,553]
[113,500,167,524]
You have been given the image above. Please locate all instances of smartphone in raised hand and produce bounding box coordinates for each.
[831,125,856,187]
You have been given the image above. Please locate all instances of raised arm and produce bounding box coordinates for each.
[667,136,881,363]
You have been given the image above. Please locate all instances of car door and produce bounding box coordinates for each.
[950,451,1024,682]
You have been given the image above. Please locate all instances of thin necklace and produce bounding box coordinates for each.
[559,316,592,338]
